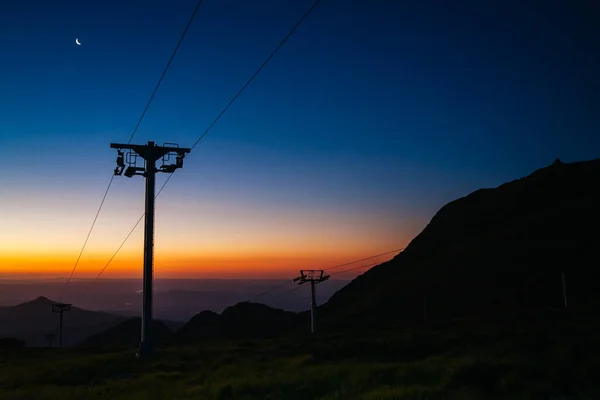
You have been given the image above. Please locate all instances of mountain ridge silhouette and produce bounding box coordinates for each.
[0,296,127,347]
[319,157,600,329]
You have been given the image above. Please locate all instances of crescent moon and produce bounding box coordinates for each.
[75,38,81,45]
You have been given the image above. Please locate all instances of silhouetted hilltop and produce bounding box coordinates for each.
[176,310,221,341]
[221,302,299,339]
[16,296,54,310]
[0,297,126,347]
[321,158,600,328]
[177,302,300,341]
[80,318,173,347]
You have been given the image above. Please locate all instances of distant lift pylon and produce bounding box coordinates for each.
[51,302,71,348]
[294,270,330,334]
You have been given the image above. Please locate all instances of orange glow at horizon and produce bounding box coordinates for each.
[0,244,407,279]
[0,184,421,279]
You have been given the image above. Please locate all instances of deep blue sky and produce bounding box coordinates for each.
[1,0,599,277]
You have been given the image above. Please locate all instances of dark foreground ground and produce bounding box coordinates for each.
[0,310,598,400]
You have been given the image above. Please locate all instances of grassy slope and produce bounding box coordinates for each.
[0,312,598,400]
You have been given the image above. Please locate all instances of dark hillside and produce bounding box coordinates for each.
[0,297,126,346]
[321,158,600,328]
[177,302,301,341]
[175,310,221,342]
[79,318,173,347]
[220,302,299,339]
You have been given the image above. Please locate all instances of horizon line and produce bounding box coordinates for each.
[0,276,353,282]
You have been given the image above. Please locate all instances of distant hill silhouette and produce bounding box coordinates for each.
[221,302,299,339]
[320,158,600,329]
[161,319,187,332]
[0,297,126,347]
[177,302,301,342]
[80,318,173,347]
[176,310,221,341]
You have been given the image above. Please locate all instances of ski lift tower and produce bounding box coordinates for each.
[110,141,190,358]
[294,270,330,334]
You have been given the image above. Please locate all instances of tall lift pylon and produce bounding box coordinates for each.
[110,141,190,358]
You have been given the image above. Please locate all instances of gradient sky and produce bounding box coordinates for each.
[0,0,598,279]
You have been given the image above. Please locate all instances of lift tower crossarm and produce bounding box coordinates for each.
[110,143,190,163]
[110,143,190,177]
